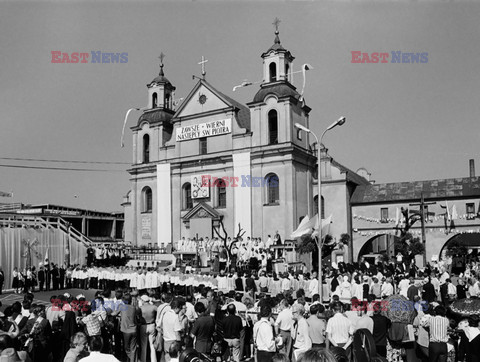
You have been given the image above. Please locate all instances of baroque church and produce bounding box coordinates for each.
[123,27,316,247]
[122,27,369,265]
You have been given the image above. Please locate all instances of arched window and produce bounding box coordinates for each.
[268,110,278,145]
[152,93,157,108]
[313,195,325,219]
[285,63,290,81]
[265,173,279,205]
[269,62,277,82]
[142,187,152,213]
[182,183,193,210]
[165,93,170,109]
[214,178,227,208]
[142,134,150,163]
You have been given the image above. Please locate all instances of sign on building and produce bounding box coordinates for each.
[142,216,151,239]
[176,118,232,142]
[191,175,209,199]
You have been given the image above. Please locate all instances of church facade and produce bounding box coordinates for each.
[122,29,369,260]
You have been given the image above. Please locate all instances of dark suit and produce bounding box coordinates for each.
[52,267,60,290]
[38,270,45,291]
[59,267,65,289]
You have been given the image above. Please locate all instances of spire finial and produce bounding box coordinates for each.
[158,52,165,76]
[198,56,208,80]
[272,17,281,44]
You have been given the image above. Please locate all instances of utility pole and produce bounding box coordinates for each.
[409,192,436,266]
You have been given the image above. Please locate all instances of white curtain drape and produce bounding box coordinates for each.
[0,226,87,289]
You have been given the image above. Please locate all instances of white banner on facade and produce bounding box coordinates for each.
[176,118,232,141]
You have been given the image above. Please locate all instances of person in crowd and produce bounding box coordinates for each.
[64,332,89,362]
[253,305,280,362]
[161,298,184,362]
[421,305,450,362]
[221,304,243,362]
[306,304,326,348]
[371,301,390,358]
[275,298,293,357]
[190,302,214,354]
[325,302,353,354]
[78,336,120,362]
[138,294,157,362]
[291,303,312,361]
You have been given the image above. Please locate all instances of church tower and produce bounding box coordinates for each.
[128,55,176,248]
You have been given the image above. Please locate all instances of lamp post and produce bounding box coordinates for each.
[295,117,346,303]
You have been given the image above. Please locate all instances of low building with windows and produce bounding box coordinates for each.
[351,169,480,267]
[122,28,369,256]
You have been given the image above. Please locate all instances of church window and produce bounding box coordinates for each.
[268,110,278,145]
[152,93,158,108]
[269,62,277,82]
[214,179,227,208]
[285,63,290,81]
[142,187,152,213]
[142,134,150,163]
[199,137,207,155]
[297,128,302,140]
[183,183,193,210]
[314,195,325,218]
[265,173,279,205]
[165,93,170,109]
[381,208,389,222]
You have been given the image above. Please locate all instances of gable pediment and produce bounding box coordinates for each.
[182,202,223,229]
[175,81,231,119]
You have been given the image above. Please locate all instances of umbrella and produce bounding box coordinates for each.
[450,298,480,316]
[381,294,416,324]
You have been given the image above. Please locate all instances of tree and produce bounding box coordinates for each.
[394,208,426,263]
[213,220,246,264]
[295,233,335,259]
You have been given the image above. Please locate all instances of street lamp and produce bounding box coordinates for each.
[295,116,346,303]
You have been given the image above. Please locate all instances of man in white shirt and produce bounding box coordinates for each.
[291,304,312,361]
[398,275,411,298]
[253,305,280,362]
[275,298,294,357]
[326,302,354,354]
[381,277,394,298]
[79,336,120,362]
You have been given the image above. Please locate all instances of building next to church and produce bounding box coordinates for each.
[123,27,369,261]
[351,160,480,268]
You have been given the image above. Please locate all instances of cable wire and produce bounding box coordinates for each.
[0,157,129,165]
[0,164,124,173]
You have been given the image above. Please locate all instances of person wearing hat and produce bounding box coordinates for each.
[138,294,157,362]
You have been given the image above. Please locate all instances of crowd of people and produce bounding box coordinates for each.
[1,250,480,362]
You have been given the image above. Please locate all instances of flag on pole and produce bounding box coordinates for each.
[395,207,400,226]
[299,64,313,102]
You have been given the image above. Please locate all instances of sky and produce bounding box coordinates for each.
[0,0,479,212]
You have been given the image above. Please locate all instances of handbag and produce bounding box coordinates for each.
[402,324,415,343]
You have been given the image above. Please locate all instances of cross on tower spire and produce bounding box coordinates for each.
[158,52,165,76]
[272,17,281,44]
[198,56,208,79]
